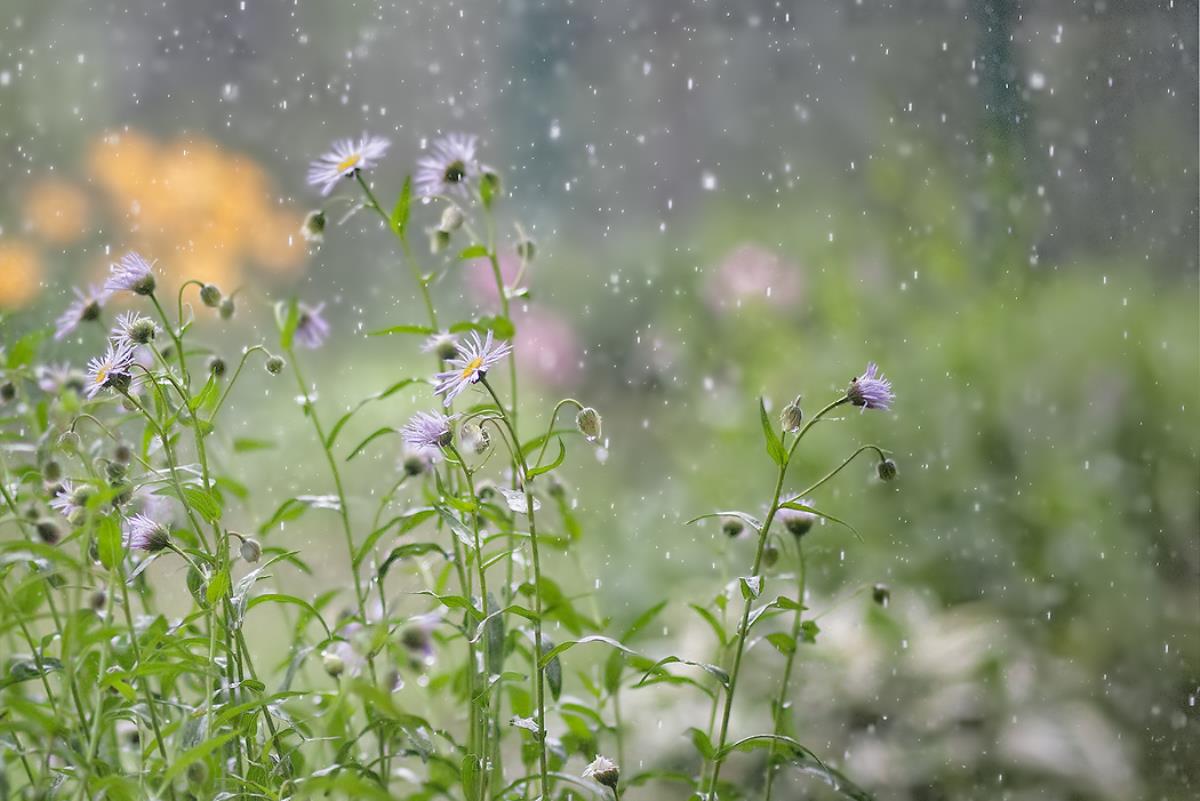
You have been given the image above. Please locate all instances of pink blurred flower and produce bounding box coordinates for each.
[465,249,523,306]
[704,243,801,313]
[514,308,581,389]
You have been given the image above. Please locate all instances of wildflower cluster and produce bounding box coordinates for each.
[0,128,901,801]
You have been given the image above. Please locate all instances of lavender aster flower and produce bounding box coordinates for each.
[402,411,454,452]
[49,481,93,521]
[121,513,170,552]
[415,133,479,198]
[433,331,512,406]
[306,134,391,196]
[84,340,136,399]
[294,303,331,349]
[111,311,158,347]
[846,362,894,411]
[54,285,110,341]
[104,252,157,296]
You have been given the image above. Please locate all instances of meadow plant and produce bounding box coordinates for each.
[0,130,898,801]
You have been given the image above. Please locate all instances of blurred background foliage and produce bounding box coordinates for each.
[1,1,1196,799]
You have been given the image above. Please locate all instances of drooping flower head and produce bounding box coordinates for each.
[415,133,479,198]
[36,362,83,395]
[122,513,170,552]
[433,330,512,406]
[401,411,454,452]
[104,252,157,296]
[54,285,110,341]
[583,755,620,790]
[307,134,391,196]
[846,362,894,411]
[421,331,460,361]
[110,311,158,347]
[778,502,816,538]
[294,302,330,349]
[84,339,137,399]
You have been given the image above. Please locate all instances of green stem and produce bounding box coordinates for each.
[117,567,170,764]
[704,396,847,799]
[763,541,807,800]
[355,172,438,328]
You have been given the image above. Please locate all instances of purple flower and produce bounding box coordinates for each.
[847,362,894,411]
[307,134,391,196]
[401,411,454,452]
[49,480,92,520]
[415,133,479,198]
[104,252,157,296]
[294,303,331,349]
[54,285,110,341]
[433,331,512,406]
[110,311,158,347]
[36,362,80,394]
[84,340,137,399]
[121,513,170,552]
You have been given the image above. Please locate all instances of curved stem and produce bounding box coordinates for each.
[763,542,807,800]
[787,444,888,502]
[704,395,847,798]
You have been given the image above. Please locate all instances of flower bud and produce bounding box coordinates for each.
[877,458,898,481]
[439,204,464,232]
[778,506,815,538]
[460,423,490,455]
[114,443,133,465]
[322,650,345,678]
[0,381,14,402]
[105,461,127,482]
[763,544,780,568]
[265,355,285,375]
[575,407,602,442]
[218,296,236,320]
[199,283,222,308]
[428,227,451,254]
[89,589,107,611]
[36,518,61,545]
[186,761,209,785]
[301,210,326,244]
[872,583,890,607]
[480,170,502,199]
[780,397,803,433]
[57,430,81,453]
[131,273,156,296]
[42,460,62,483]
[208,356,227,378]
[721,516,744,538]
[583,755,620,791]
[516,239,536,261]
[401,450,431,477]
[240,538,262,563]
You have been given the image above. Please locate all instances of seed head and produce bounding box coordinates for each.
[763,544,780,568]
[460,422,490,455]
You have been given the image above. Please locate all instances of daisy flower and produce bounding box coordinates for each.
[401,411,454,452]
[583,755,620,790]
[420,331,460,361]
[846,362,895,411]
[433,330,512,406]
[778,501,816,538]
[104,252,157,296]
[110,311,158,347]
[294,302,331,349]
[415,133,479,198]
[122,513,170,552]
[84,340,136,399]
[306,134,391,196]
[50,481,93,520]
[36,362,79,394]
[54,285,110,341]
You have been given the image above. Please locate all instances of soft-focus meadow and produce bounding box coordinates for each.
[1,3,1198,800]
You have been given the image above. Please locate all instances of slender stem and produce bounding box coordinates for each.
[704,396,847,798]
[763,541,807,800]
[480,378,548,800]
[148,293,189,389]
[355,172,438,328]
[787,445,888,502]
[117,568,170,764]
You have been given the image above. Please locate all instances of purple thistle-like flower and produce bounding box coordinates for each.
[104,252,157,296]
[49,481,93,520]
[415,133,479,198]
[433,330,512,406]
[54,285,110,341]
[294,303,331,349]
[110,311,158,347]
[846,362,894,411]
[84,339,137,399]
[122,513,170,552]
[401,411,454,453]
[307,133,391,196]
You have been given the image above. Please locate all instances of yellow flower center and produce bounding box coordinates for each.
[460,356,484,379]
[93,367,108,386]
[337,153,362,173]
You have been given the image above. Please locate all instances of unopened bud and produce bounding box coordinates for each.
[722,517,744,538]
[780,397,803,433]
[199,284,222,308]
[114,443,133,465]
[208,356,227,378]
[460,423,490,455]
[36,518,61,545]
[265,355,285,375]
[763,544,780,568]
[301,210,326,244]
[877,458,898,481]
[89,589,107,611]
[57,431,81,453]
[872,583,891,607]
[516,239,536,261]
[186,761,208,784]
[428,227,451,254]
[439,205,464,232]
[322,650,345,678]
[779,506,815,538]
[42,460,62,483]
[218,296,236,320]
[240,538,262,563]
[575,407,602,442]
[0,382,15,402]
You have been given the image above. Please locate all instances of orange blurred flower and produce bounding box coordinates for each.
[0,240,44,308]
[25,179,91,244]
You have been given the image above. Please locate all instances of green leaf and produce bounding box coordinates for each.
[719,735,877,801]
[538,635,637,669]
[458,244,489,260]
[448,315,515,340]
[275,298,300,350]
[528,438,566,479]
[687,727,715,759]
[688,603,728,646]
[6,331,44,369]
[257,496,323,534]
[355,507,438,567]
[800,620,820,644]
[233,437,275,453]
[766,632,796,656]
[686,510,763,532]
[346,426,398,461]
[635,655,729,689]
[189,375,218,412]
[244,593,332,639]
[158,485,222,523]
[739,575,763,601]
[377,542,450,578]
[760,397,787,466]
[368,324,436,337]
[205,568,229,606]
[326,378,420,448]
[390,176,412,238]
[160,732,237,784]
[95,515,123,570]
[0,656,64,690]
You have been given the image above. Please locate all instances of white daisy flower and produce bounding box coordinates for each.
[84,340,137,399]
[307,133,391,196]
[415,133,479,198]
[433,330,512,406]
